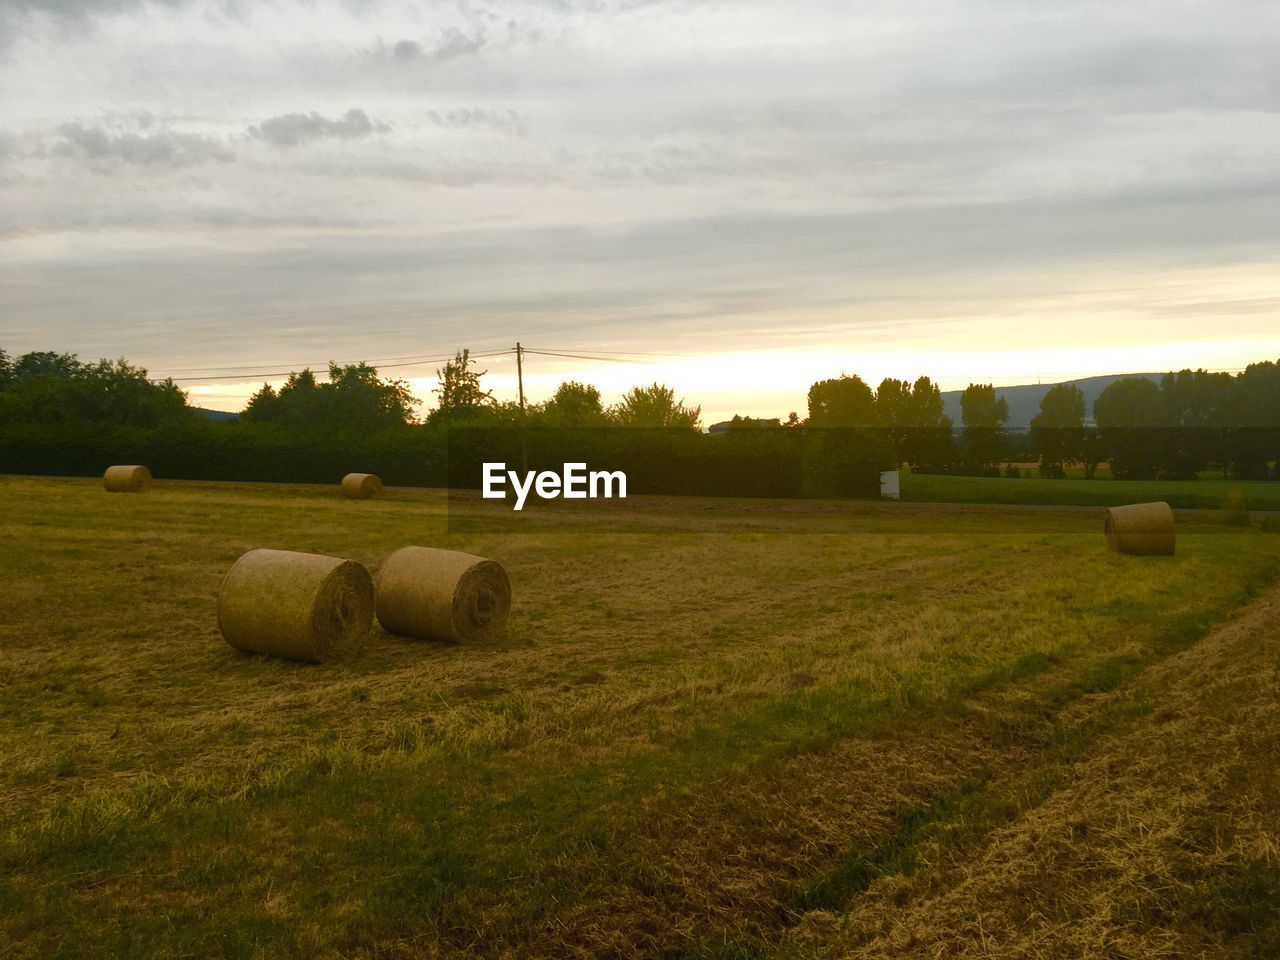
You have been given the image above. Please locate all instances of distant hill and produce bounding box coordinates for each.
[941,373,1163,429]
[192,406,239,422]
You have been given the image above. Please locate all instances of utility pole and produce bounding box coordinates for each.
[516,342,528,474]
[516,342,526,411]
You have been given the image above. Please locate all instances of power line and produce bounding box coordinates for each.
[521,348,645,364]
[160,349,501,373]
[152,343,1260,388]
[522,345,680,357]
[373,349,515,371]
[159,348,515,383]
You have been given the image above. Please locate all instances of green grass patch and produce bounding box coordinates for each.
[903,472,1280,511]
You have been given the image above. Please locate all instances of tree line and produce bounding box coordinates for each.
[1027,367,1280,480]
[2,347,1278,488]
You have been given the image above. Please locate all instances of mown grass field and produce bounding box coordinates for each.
[902,470,1280,511]
[2,476,1279,958]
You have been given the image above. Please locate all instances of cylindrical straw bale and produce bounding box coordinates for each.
[375,546,512,643]
[103,465,152,493]
[341,473,383,499]
[1104,501,1176,556]
[218,549,374,662]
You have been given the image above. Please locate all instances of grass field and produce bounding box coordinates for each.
[902,471,1280,511]
[3,476,1280,958]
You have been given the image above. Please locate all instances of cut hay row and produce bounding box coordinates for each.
[207,498,1165,667]
[111,477,1170,667]
[5,474,1274,960]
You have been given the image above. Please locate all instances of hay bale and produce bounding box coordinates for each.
[1105,501,1176,556]
[103,465,152,493]
[375,546,512,643]
[217,548,374,662]
[341,473,383,499]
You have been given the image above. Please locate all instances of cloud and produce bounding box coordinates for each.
[248,108,390,147]
[6,0,1280,402]
[54,122,233,167]
[381,24,490,65]
[0,0,242,20]
[2,0,166,14]
[426,108,528,137]
[430,25,487,61]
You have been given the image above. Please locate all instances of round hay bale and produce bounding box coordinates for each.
[1105,501,1175,556]
[103,465,152,493]
[217,548,374,662]
[375,546,512,643]
[341,473,383,499]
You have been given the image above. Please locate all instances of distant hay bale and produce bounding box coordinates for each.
[217,548,374,662]
[1105,501,1176,556]
[102,465,152,493]
[375,546,512,643]
[341,473,383,499]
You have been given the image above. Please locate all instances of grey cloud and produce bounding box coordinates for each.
[382,24,490,65]
[54,122,233,167]
[11,186,1280,352]
[391,39,422,61]
[249,108,389,147]
[432,25,487,61]
[1,0,173,13]
[426,108,528,137]
[0,0,247,17]
[6,0,1280,386]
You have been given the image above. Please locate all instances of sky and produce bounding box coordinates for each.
[1,0,1278,424]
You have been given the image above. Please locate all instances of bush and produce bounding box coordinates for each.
[1,422,889,500]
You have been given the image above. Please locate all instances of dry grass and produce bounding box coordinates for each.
[775,581,1280,960]
[0,475,1277,958]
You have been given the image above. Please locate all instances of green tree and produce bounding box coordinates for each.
[612,383,700,429]
[428,349,494,426]
[725,415,782,430]
[905,376,953,468]
[1233,360,1280,478]
[540,380,606,427]
[1093,377,1163,479]
[0,348,13,390]
[1030,383,1086,478]
[244,369,322,430]
[243,382,283,423]
[1159,368,1236,478]
[805,374,891,491]
[13,350,81,380]
[0,352,187,427]
[327,362,419,430]
[960,383,1008,471]
[875,376,953,467]
[242,364,416,432]
[807,374,877,427]
[875,378,911,463]
[77,358,188,426]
